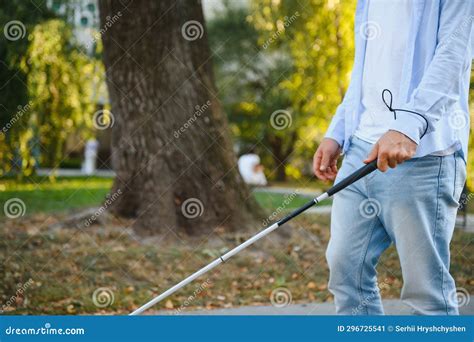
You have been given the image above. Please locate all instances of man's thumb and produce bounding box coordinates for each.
[364,144,378,164]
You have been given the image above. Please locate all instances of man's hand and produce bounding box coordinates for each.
[313,138,341,181]
[364,130,417,172]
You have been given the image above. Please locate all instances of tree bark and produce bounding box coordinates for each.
[270,135,287,182]
[98,0,260,234]
[268,132,297,182]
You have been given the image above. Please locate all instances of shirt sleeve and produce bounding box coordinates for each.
[389,0,474,144]
[324,103,346,147]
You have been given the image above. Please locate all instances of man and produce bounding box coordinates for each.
[314,0,473,315]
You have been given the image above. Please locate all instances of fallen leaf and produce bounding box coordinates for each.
[165,300,174,309]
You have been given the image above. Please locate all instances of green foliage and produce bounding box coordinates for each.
[0,0,56,128]
[0,0,56,175]
[1,19,102,176]
[23,19,101,167]
[208,2,299,180]
[250,0,356,164]
[209,0,355,180]
[467,68,474,188]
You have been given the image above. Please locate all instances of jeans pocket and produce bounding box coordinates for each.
[453,154,466,202]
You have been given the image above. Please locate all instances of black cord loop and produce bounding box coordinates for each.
[381,88,429,139]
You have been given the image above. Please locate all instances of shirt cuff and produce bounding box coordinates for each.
[388,112,427,145]
[324,130,344,148]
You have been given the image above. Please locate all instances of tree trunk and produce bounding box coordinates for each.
[268,132,297,182]
[275,163,287,182]
[268,135,287,182]
[98,0,260,234]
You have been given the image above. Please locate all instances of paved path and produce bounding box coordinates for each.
[157,298,473,315]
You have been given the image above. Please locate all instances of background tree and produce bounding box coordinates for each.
[99,0,260,233]
[20,19,101,172]
[207,2,299,181]
[250,0,356,177]
[208,0,355,181]
[467,68,474,187]
[0,1,100,176]
[0,0,54,175]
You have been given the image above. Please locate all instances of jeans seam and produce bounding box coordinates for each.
[453,154,457,198]
[433,156,449,314]
[357,194,378,315]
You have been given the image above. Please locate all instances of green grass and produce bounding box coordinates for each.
[0,176,329,216]
[253,191,331,210]
[0,176,113,215]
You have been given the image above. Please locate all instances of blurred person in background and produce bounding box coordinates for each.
[238,152,268,186]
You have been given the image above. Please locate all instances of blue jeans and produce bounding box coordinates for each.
[326,137,466,315]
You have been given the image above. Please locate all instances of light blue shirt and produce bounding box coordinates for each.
[325,0,474,160]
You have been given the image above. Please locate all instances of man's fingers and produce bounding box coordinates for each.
[320,162,338,181]
[313,150,322,176]
[377,151,389,172]
[320,152,331,172]
[314,168,326,180]
[330,159,338,173]
[364,143,378,164]
[325,171,337,181]
[387,156,398,169]
[313,150,328,180]
[313,139,341,181]
[314,153,335,181]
